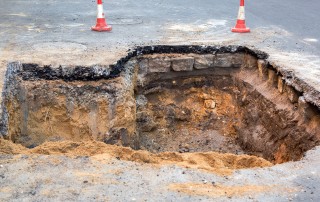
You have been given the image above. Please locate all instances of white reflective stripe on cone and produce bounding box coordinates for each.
[237,6,245,20]
[97,4,104,18]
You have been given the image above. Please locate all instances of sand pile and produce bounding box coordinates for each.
[0,139,27,154]
[0,139,272,175]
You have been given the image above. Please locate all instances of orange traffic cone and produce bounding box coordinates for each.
[232,0,250,33]
[92,0,112,32]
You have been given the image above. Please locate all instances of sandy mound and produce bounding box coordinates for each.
[0,139,272,175]
[0,139,28,154]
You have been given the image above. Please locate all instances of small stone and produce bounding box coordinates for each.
[179,144,190,153]
[83,180,88,183]
[204,100,216,109]
[178,146,190,153]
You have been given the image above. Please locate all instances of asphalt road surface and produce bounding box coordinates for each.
[0,0,319,51]
[0,0,319,89]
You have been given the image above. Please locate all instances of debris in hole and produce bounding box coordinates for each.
[204,100,216,109]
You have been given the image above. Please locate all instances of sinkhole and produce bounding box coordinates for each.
[1,45,319,164]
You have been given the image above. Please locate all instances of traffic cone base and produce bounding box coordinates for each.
[92,19,112,32]
[232,27,250,33]
[232,20,250,33]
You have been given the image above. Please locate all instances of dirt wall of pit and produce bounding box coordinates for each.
[0,45,319,163]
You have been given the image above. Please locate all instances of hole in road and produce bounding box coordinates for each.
[1,46,319,165]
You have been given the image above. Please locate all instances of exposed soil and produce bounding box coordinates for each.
[5,79,118,148]
[136,76,243,154]
[0,139,272,176]
[136,67,320,163]
[235,70,320,163]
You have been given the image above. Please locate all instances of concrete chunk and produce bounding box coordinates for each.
[148,57,171,73]
[194,55,214,69]
[171,57,194,71]
[213,54,233,67]
[213,53,244,68]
